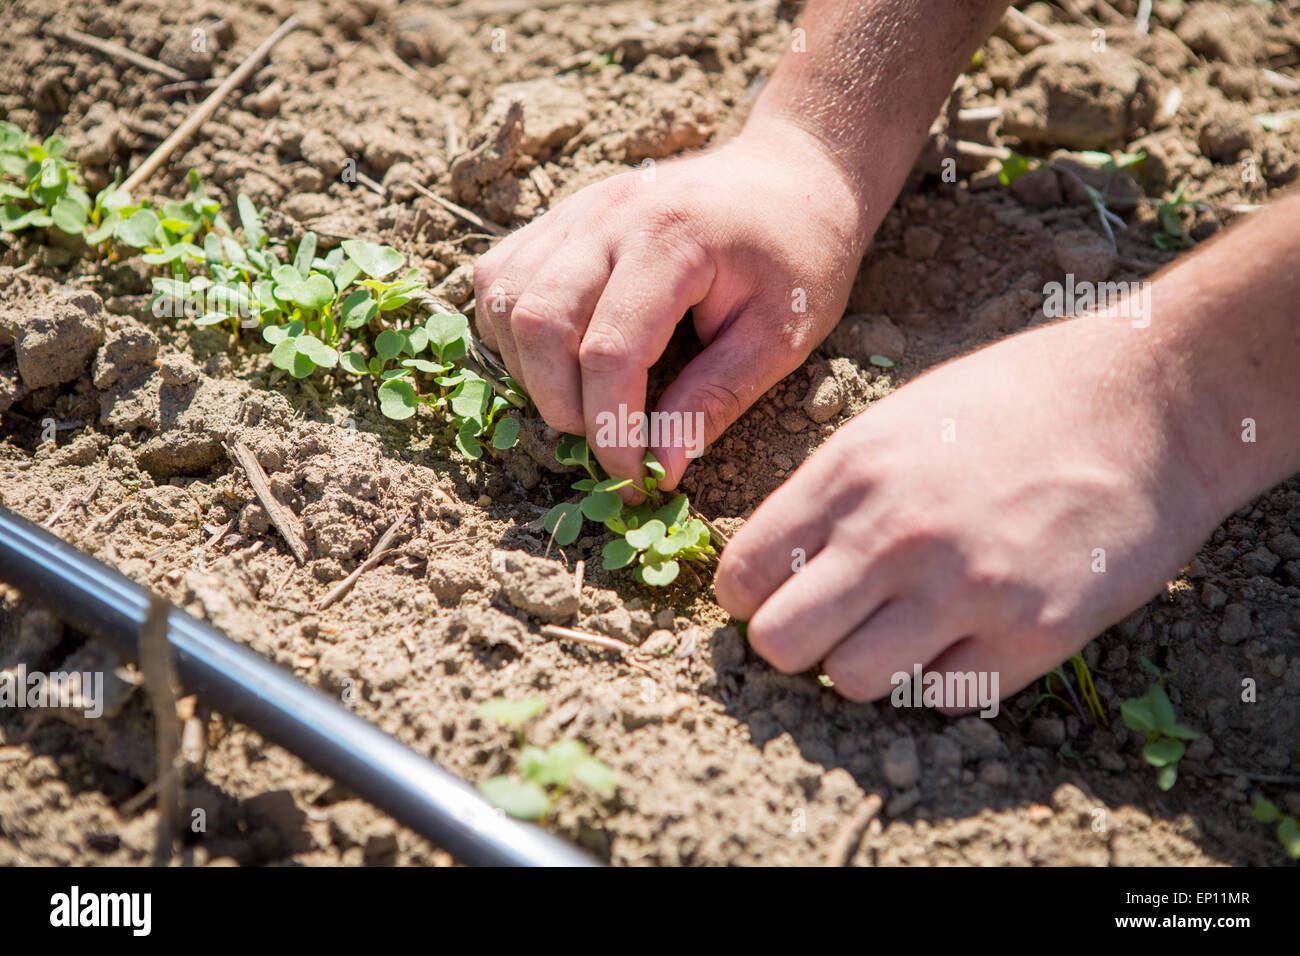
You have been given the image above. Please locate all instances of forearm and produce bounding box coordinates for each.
[741,0,1010,243]
[1147,191,1300,515]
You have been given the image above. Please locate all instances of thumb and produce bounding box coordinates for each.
[651,321,803,489]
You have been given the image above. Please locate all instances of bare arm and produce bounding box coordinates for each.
[473,1,1010,487]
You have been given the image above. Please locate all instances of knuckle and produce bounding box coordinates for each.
[715,547,764,615]
[745,616,800,675]
[509,290,561,339]
[691,381,744,441]
[577,322,632,373]
[599,174,639,211]
[823,657,873,702]
[535,400,585,436]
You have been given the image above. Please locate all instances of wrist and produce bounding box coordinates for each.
[734,109,880,254]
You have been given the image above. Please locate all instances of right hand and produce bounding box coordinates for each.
[472,116,876,489]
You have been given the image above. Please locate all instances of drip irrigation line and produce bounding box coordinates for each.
[0,505,596,867]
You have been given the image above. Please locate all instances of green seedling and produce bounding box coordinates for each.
[1153,178,1196,251]
[1250,797,1300,860]
[0,122,96,239]
[542,436,716,586]
[1120,657,1200,791]
[998,149,1144,248]
[1031,652,1106,726]
[475,698,616,820]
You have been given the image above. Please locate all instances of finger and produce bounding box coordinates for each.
[713,442,855,619]
[580,246,713,482]
[511,239,613,435]
[821,599,958,703]
[744,546,894,675]
[651,317,808,490]
[919,637,1017,716]
[472,221,563,388]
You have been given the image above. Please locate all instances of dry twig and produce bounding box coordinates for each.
[123,14,299,193]
[55,27,188,82]
[227,441,309,565]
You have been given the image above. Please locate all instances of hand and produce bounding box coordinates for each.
[714,312,1228,707]
[472,117,875,489]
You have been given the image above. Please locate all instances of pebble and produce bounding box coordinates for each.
[1217,603,1252,645]
[801,368,844,423]
[954,716,1001,755]
[1029,717,1066,748]
[978,761,1010,787]
[881,736,920,789]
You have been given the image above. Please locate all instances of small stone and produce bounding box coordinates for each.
[828,313,906,363]
[902,225,942,259]
[885,787,921,817]
[1218,603,1252,645]
[6,290,105,390]
[978,761,1010,787]
[92,324,158,390]
[954,716,1001,755]
[641,629,676,657]
[1008,166,1063,208]
[432,263,474,306]
[299,129,347,179]
[1200,581,1228,611]
[1029,717,1066,748]
[801,368,844,423]
[1098,751,1127,772]
[157,353,199,387]
[881,736,920,789]
[1198,103,1257,161]
[654,608,675,630]
[490,550,578,622]
[1240,546,1280,576]
[1184,735,1214,763]
[1052,228,1117,283]
[283,192,331,221]
[1268,533,1300,562]
[778,409,807,433]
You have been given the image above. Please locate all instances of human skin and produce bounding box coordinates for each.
[716,192,1300,703]
[475,0,1300,706]
[474,0,1011,487]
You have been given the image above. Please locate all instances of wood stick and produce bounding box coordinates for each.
[317,509,409,610]
[408,181,508,236]
[227,441,309,565]
[123,14,298,193]
[138,594,182,862]
[1135,0,1153,36]
[444,114,460,157]
[152,78,222,98]
[56,27,188,82]
[1005,7,1066,45]
[541,624,631,654]
[824,794,883,867]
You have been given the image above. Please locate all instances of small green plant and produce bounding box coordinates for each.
[998,149,1144,248]
[543,435,715,586]
[1121,657,1200,791]
[1153,178,1196,251]
[0,122,104,239]
[129,182,521,455]
[1031,652,1107,726]
[1250,797,1300,860]
[475,697,616,820]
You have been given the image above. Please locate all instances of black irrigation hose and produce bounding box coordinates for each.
[0,505,597,867]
